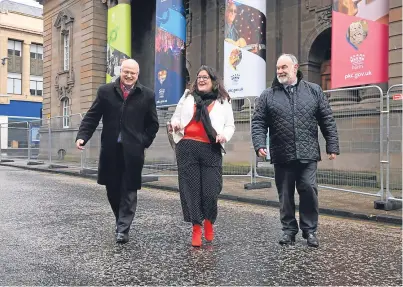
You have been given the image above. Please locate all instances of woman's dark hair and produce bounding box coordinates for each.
[189,65,230,103]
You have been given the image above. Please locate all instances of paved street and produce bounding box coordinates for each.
[0,166,401,286]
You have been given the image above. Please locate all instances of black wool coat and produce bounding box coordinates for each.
[251,71,340,164]
[76,78,159,189]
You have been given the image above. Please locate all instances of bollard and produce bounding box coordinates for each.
[27,121,32,161]
[48,118,52,164]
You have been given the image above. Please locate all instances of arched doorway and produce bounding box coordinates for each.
[306,27,331,90]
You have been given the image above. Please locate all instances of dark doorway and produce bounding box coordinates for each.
[307,27,331,89]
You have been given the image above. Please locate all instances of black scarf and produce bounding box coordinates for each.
[193,91,218,143]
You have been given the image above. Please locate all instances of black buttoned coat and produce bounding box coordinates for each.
[76,78,159,190]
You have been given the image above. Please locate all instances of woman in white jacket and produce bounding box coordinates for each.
[169,65,235,247]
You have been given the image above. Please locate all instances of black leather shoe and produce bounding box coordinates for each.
[279,233,295,245]
[116,232,129,244]
[303,232,319,248]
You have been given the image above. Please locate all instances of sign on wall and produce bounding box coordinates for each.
[223,0,266,98]
[331,0,389,88]
[154,0,186,107]
[106,3,132,83]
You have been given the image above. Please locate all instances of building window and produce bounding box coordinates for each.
[30,44,43,76]
[63,34,69,71]
[8,40,21,57]
[30,80,43,96]
[7,39,22,74]
[62,98,70,128]
[30,44,43,60]
[7,73,22,94]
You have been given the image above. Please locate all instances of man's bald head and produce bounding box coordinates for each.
[121,59,140,72]
[120,59,140,87]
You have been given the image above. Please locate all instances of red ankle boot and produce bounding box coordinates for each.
[192,224,202,247]
[204,219,214,242]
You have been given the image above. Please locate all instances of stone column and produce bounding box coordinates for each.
[22,41,31,96]
[0,35,8,96]
[388,0,402,86]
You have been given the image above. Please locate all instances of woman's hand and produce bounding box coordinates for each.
[216,134,227,144]
[169,121,182,133]
[167,122,173,133]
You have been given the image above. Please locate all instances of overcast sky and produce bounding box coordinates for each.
[0,0,42,8]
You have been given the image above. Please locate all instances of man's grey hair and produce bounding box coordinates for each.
[278,53,298,65]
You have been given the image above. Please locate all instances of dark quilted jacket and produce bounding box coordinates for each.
[251,71,340,164]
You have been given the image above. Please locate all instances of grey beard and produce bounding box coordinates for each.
[277,76,290,84]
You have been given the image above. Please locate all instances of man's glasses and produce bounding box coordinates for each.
[122,70,139,76]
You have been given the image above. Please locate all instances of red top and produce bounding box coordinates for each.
[183,102,215,143]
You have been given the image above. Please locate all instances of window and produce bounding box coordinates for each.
[7,40,22,73]
[30,80,43,96]
[7,73,22,94]
[30,44,43,60]
[30,44,43,76]
[8,40,21,57]
[63,34,69,71]
[62,98,70,128]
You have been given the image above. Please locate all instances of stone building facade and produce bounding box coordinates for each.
[0,0,43,116]
[0,0,43,153]
[36,0,402,188]
[38,0,402,120]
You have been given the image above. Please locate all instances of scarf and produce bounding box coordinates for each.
[193,91,218,143]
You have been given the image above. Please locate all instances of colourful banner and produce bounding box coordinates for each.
[154,0,186,107]
[106,3,131,83]
[331,0,389,88]
[224,0,266,98]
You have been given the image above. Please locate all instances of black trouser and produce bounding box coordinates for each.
[274,160,318,235]
[176,139,223,225]
[105,144,138,234]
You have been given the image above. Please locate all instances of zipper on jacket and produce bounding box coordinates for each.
[284,86,298,159]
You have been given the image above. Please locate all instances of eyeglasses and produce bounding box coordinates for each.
[197,76,210,81]
[121,70,139,76]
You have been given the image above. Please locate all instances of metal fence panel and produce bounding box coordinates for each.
[384,84,403,202]
[319,86,383,197]
[252,85,385,198]
[47,114,83,167]
[9,84,396,205]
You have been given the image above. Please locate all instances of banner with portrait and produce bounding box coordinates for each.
[224,0,266,99]
[154,0,186,107]
[106,3,132,83]
[331,0,389,88]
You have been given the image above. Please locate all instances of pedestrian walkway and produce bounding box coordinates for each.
[0,166,401,285]
[0,159,401,224]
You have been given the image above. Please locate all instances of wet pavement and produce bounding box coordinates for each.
[0,166,401,286]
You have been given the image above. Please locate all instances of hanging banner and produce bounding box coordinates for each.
[224,0,266,98]
[154,0,186,107]
[331,0,389,88]
[106,3,132,83]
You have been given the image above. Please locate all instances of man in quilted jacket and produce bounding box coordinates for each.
[251,53,340,247]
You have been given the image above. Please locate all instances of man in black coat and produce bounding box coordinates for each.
[75,59,159,244]
[251,54,339,247]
